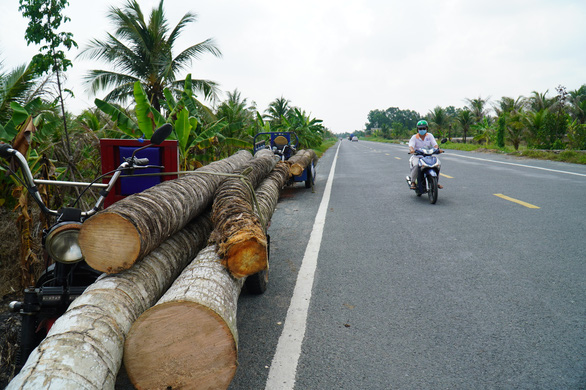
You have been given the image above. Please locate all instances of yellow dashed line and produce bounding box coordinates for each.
[394,157,401,160]
[440,173,454,179]
[494,194,540,209]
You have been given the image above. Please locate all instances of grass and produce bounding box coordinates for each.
[441,142,586,164]
[313,137,338,157]
[362,137,586,165]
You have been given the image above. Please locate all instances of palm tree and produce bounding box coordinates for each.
[427,106,449,138]
[455,109,474,143]
[264,96,291,128]
[493,96,525,118]
[465,96,490,124]
[568,85,586,124]
[78,0,222,111]
[527,90,555,112]
[0,62,40,125]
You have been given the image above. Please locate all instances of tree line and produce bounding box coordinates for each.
[0,0,332,208]
[363,85,586,151]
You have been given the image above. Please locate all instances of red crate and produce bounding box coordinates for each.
[100,139,179,207]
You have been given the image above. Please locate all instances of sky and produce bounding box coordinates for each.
[1,0,585,134]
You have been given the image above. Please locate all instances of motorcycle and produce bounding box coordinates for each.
[405,146,444,204]
[0,123,173,369]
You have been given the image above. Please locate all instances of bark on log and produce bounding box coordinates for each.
[288,149,317,176]
[123,164,289,389]
[79,150,252,274]
[7,213,213,390]
[210,149,278,278]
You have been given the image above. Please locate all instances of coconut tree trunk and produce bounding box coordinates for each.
[288,149,317,176]
[79,150,252,274]
[210,149,278,278]
[6,212,213,390]
[123,162,289,390]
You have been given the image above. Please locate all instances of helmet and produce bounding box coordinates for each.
[417,120,428,130]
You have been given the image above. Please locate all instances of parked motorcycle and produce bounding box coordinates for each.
[406,146,444,204]
[0,124,172,369]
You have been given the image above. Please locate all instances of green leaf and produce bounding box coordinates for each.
[174,108,192,152]
[94,98,139,138]
[134,82,154,138]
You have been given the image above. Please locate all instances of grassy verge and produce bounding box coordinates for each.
[314,138,338,157]
[441,142,586,164]
[362,137,586,165]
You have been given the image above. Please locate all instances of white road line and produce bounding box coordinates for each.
[265,142,340,390]
[446,153,586,177]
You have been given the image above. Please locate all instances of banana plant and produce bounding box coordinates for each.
[95,81,166,139]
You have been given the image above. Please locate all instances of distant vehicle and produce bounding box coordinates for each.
[352,136,358,142]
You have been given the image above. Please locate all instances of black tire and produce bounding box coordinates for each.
[428,176,438,204]
[305,162,314,188]
[245,269,268,294]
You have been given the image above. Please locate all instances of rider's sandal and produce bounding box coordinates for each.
[438,184,443,189]
[410,183,417,190]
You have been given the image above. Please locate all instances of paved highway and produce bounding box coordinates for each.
[228,139,586,390]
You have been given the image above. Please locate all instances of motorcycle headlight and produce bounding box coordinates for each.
[45,222,83,264]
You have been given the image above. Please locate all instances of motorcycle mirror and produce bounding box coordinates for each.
[150,124,173,145]
[440,138,448,144]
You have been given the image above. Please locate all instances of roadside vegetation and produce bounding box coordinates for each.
[349,86,586,165]
[0,0,335,299]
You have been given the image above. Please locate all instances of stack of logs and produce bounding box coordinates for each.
[7,147,316,390]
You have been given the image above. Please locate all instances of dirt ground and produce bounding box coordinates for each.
[0,208,23,387]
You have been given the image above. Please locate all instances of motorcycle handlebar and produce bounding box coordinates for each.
[0,143,13,158]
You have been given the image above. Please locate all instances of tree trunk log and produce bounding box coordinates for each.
[7,213,213,390]
[123,163,289,390]
[288,149,317,176]
[79,150,252,274]
[210,149,278,278]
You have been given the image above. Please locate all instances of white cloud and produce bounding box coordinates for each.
[1,0,585,133]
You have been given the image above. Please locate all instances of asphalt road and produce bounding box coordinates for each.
[227,140,586,390]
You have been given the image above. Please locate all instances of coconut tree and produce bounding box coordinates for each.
[264,96,291,128]
[527,90,555,113]
[455,109,474,143]
[568,85,586,124]
[465,96,490,124]
[427,106,450,138]
[78,0,222,112]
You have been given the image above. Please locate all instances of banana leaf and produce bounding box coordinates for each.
[94,99,140,138]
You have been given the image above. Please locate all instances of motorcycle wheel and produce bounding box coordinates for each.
[428,176,438,204]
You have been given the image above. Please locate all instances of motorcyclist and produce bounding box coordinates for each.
[408,120,443,189]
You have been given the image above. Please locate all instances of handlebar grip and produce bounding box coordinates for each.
[0,143,14,158]
[135,158,150,165]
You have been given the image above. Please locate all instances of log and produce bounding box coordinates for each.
[123,163,289,390]
[79,150,252,274]
[6,213,213,390]
[210,149,279,278]
[288,149,317,176]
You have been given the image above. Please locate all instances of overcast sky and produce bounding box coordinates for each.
[1,0,585,134]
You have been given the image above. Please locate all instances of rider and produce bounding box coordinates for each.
[408,120,442,189]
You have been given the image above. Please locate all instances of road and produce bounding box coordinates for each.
[228,140,586,390]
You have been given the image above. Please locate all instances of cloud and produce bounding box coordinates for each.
[1,0,585,133]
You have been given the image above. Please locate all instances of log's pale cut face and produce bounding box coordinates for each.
[79,212,141,273]
[124,301,237,389]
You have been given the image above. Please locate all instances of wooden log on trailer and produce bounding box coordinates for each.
[79,150,252,274]
[288,148,317,176]
[123,162,290,390]
[210,148,279,278]
[6,213,213,390]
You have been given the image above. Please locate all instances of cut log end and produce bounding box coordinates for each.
[79,212,141,274]
[124,301,237,390]
[223,236,268,278]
